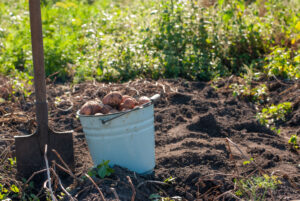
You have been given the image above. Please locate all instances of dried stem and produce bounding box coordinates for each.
[50,168,76,201]
[225,138,240,176]
[84,173,106,201]
[226,138,264,174]
[24,169,47,185]
[110,188,120,201]
[44,145,56,201]
[214,190,242,200]
[52,149,74,176]
[137,180,168,188]
[126,176,136,201]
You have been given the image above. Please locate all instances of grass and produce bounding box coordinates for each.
[0,0,299,84]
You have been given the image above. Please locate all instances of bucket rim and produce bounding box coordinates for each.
[76,103,153,117]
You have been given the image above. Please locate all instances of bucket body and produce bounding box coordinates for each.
[78,104,155,174]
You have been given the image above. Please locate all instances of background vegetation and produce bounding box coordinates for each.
[0,0,299,83]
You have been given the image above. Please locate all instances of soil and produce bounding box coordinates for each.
[0,76,299,200]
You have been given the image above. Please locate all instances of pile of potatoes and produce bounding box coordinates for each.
[79,91,150,115]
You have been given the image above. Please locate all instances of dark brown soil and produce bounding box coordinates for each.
[0,77,299,200]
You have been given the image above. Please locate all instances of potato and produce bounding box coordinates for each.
[100,104,113,114]
[102,92,123,107]
[120,97,137,110]
[80,101,103,115]
[121,95,132,103]
[138,96,150,105]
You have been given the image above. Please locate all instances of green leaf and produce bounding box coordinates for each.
[10,184,19,193]
[164,176,176,183]
[237,0,245,11]
[0,192,6,200]
[243,160,250,165]
[97,165,108,179]
[2,187,8,194]
[223,11,234,23]
[149,194,161,199]
[218,0,225,7]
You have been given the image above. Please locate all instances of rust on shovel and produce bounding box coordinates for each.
[14,0,74,179]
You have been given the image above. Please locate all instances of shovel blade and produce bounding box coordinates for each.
[14,129,74,180]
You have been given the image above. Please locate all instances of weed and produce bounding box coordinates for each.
[0,183,20,200]
[6,157,16,171]
[243,157,254,165]
[164,176,176,184]
[87,160,114,179]
[235,174,282,201]
[288,134,299,149]
[256,102,292,133]
[230,83,268,103]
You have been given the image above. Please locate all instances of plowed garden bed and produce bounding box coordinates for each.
[0,77,299,200]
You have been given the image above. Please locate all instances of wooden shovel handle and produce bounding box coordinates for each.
[29,0,48,142]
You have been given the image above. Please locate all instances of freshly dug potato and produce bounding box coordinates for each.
[121,95,132,103]
[138,96,151,105]
[109,109,119,114]
[120,97,137,110]
[102,92,123,107]
[100,104,113,114]
[80,101,103,115]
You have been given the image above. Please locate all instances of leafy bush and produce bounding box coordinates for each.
[264,48,300,79]
[0,0,299,83]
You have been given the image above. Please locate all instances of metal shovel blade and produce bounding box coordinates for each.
[15,129,74,179]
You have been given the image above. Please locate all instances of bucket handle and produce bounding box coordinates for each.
[101,94,160,124]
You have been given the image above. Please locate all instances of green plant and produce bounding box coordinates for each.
[164,176,176,184]
[20,180,40,201]
[264,48,300,79]
[0,183,20,200]
[243,157,254,165]
[87,160,114,179]
[256,102,292,133]
[230,83,268,103]
[0,0,299,83]
[288,134,299,149]
[235,174,282,201]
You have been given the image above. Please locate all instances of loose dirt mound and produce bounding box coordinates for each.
[0,77,299,200]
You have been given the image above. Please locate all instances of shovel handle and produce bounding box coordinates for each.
[29,0,48,142]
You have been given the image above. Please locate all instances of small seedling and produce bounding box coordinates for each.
[8,157,16,166]
[288,135,299,149]
[87,160,114,179]
[164,176,176,184]
[243,157,254,165]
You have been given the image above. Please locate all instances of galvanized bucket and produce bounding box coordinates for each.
[77,103,155,174]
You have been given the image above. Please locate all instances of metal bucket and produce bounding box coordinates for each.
[77,104,155,174]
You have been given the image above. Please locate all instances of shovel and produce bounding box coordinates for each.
[14,0,74,179]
